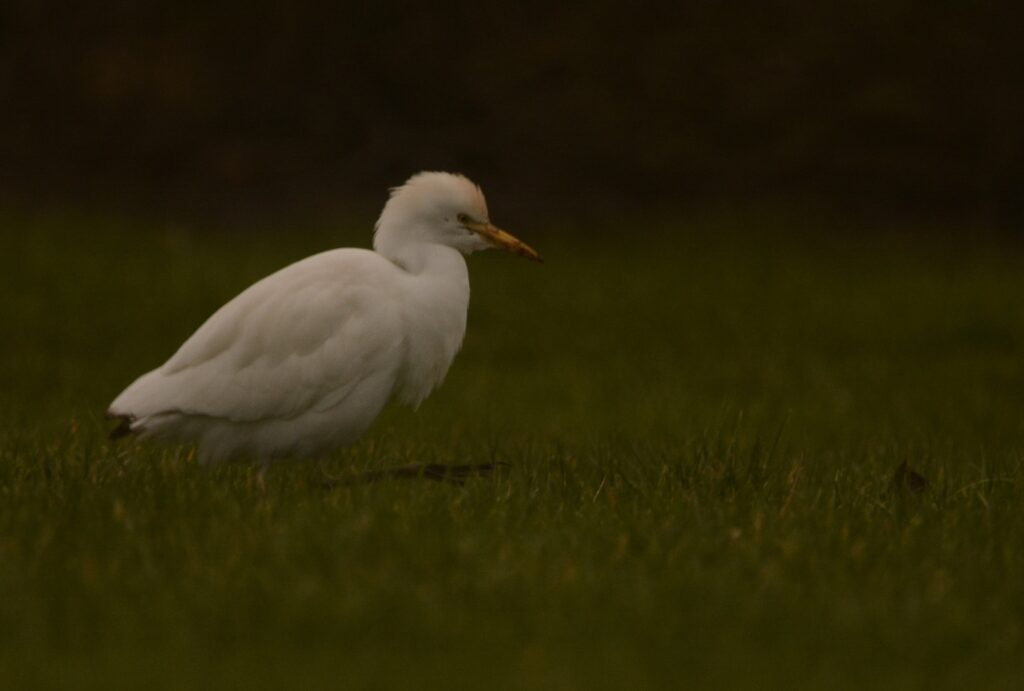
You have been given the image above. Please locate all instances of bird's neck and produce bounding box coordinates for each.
[382,241,471,408]
[379,240,467,279]
[389,243,470,328]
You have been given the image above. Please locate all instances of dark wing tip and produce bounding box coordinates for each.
[106,412,136,441]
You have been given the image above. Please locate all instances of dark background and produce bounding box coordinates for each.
[2,1,1022,225]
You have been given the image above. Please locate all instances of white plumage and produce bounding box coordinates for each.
[108,172,540,465]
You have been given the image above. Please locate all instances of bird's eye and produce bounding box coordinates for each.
[456,213,470,225]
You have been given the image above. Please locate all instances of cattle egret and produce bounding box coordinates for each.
[107,172,540,477]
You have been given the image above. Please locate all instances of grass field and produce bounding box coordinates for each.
[2,210,1023,689]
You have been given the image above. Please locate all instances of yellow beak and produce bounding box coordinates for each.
[466,221,542,263]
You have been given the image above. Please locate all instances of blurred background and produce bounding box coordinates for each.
[1,0,1021,228]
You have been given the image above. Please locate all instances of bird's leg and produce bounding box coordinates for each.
[321,461,507,488]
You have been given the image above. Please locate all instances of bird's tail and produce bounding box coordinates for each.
[106,412,135,440]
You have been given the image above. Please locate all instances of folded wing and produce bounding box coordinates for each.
[109,249,406,428]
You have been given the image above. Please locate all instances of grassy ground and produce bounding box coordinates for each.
[1,210,1023,689]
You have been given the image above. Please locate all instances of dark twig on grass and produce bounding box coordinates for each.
[893,459,928,494]
[321,462,509,488]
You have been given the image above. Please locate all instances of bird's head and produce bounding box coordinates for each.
[374,172,541,263]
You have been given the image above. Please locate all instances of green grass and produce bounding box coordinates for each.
[1,210,1023,689]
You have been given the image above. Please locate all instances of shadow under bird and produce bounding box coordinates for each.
[107,172,541,481]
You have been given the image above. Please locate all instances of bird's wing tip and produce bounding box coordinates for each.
[106,412,136,441]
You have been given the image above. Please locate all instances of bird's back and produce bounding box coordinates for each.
[109,248,409,463]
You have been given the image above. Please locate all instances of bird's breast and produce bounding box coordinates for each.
[394,269,470,407]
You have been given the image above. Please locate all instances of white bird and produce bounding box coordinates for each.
[107,172,540,476]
